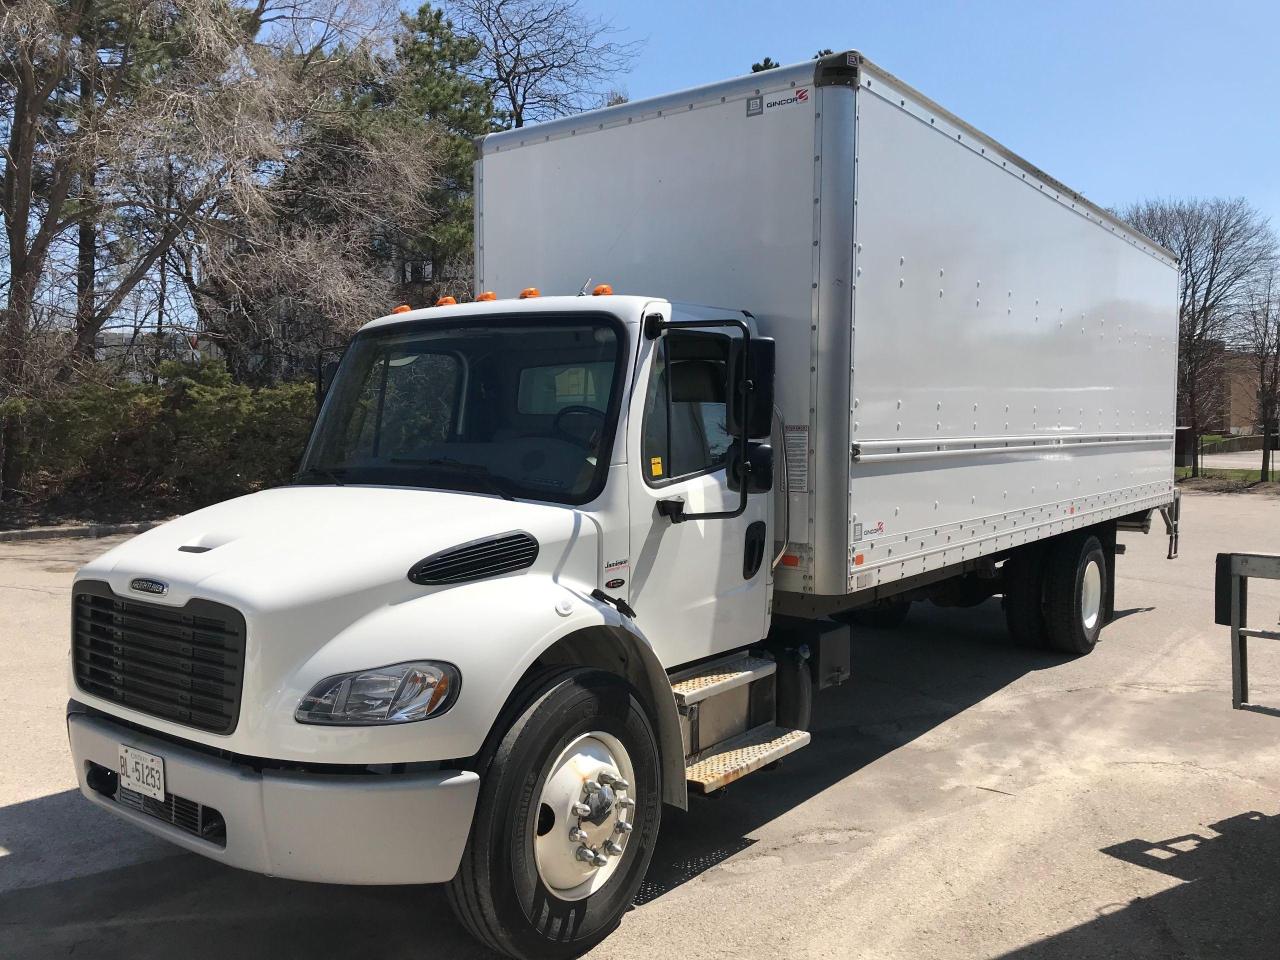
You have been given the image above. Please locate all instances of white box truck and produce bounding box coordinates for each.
[67,52,1178,958]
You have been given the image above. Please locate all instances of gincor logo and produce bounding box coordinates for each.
[765,88,809,110]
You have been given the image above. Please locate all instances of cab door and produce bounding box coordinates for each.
[623,322,771,667]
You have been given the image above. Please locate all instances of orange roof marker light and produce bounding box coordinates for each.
[475,291,497,301]
[435,296,457,306]
[391,304,412,314]
[592,283,613,296]
[518,287,540,299]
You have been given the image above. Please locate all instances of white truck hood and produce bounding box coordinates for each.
[71,483,608,762]
[78,484,586,614]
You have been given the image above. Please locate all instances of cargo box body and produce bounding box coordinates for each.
[475,52,1178,601]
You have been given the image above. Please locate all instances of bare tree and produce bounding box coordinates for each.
[443,0,640,127]
[1122,197,1276,475]
[0,0,419,494]
[1236,266,1280,480]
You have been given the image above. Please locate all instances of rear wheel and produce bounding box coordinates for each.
[1042,534,1108,655]
[1002,546,1048,648]
[447,669,661,959]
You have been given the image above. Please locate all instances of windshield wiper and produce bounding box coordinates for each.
[294,466,347,486]
[391,457,516,501]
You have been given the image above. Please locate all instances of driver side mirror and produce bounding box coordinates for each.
[728,337,776,439]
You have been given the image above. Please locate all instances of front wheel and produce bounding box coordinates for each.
[447,668,661,959]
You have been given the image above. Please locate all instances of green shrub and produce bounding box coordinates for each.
[11,362,316,519]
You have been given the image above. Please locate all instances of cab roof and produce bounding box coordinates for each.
[360,295,748,334]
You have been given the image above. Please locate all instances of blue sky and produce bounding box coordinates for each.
[574,0,1280,227]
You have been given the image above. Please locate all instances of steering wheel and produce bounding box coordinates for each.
[552,405,607,448]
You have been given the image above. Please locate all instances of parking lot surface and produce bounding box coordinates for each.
[1200,449,1272,472]
[2,489,1279,959]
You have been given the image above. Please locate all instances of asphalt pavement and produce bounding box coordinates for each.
[1,490,1278,959]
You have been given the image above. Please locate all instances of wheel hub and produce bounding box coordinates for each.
[533,732,636,900]
[581,780,618,825]
[1081,557,1102,631]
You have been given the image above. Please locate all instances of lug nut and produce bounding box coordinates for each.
[614,820,633,834]
[604,840,624,856]
[575,845,596,864]
[609,778,630,792]
[569,827,588,842]
[617,796,635,809]
[598,771,619,785]
[584,780,602,795]
[592,851,609,867]
[572,802,592,817]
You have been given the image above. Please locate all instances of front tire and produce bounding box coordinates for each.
[447,668,661,959]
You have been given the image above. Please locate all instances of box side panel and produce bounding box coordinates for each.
[476,74,834,591]
[843,79,1178,595]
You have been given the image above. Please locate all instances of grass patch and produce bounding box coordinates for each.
[1176,468,1280,495]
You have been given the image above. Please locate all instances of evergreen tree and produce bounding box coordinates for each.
[393,5,495,297]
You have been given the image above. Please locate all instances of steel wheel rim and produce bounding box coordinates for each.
[1081,557,1102,632]
[532,730,636,901]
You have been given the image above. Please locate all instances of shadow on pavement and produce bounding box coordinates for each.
[0,850,490,959]
[1109,605,1155,622]
[0,599,1066,958]
[997,809,1280,959]
[640,599,1071,901]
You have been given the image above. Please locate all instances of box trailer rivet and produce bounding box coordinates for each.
[66,49,1178,960]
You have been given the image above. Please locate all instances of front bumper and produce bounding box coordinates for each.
[67,710,480,884]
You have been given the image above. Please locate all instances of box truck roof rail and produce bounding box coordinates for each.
[477,50,1175,266]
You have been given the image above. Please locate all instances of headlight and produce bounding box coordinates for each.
[295,661,460,725]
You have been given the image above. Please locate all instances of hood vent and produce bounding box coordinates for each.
[408,531,539,586]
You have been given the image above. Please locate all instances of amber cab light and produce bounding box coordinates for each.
[435,296,457,306]
[391,304,412,314]
[476,291,497,301]
[519,287,540,299]
[592,284,613,296]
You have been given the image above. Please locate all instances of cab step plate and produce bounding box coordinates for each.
[670,654,776,708]
[685,724,811,794]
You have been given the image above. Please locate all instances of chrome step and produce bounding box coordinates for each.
[670,653,776,708]
[685,724,811,794]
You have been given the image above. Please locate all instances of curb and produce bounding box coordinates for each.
[0,521,165,543]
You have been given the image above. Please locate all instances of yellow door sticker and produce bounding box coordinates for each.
[649,456,663,477]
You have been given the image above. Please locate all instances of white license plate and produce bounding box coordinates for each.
[118,745,165,801]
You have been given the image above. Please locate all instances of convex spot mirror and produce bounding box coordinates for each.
[727,337,775,440]
[727,441,775,494]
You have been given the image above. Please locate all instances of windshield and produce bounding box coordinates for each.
[298,315,624,504]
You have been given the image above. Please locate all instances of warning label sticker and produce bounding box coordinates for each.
[784,425,809,493]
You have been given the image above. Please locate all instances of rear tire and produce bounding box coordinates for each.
[447,669,662,959]
[1041,534,1108,655]
[1003,546,1048,648]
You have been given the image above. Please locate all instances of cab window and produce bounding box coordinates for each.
[641,332,733,484]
